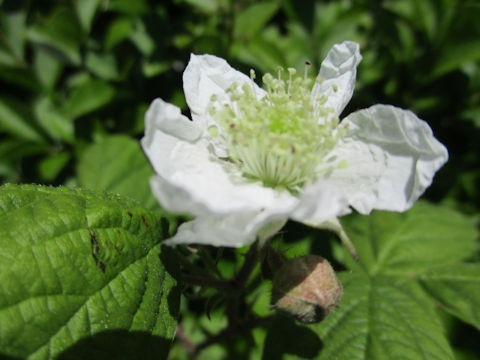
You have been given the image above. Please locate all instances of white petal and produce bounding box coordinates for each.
[182,54,265,128]
[326,104,448,214]
[161,180,349,247]
[312,41,362,120]
[165,211,288,248]
[291,181,349,226]
[142,99,202,148]
[142,101,298,217]
[149,174,209,215]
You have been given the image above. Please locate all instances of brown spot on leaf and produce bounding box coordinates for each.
[141,215,150,228]
[113,245,122,256]
[88,228,106,273]
[97,261,106,273]
[127,211,133,218]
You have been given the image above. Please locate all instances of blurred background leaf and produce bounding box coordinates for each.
[77,135,158,210]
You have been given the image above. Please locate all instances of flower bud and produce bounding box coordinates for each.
[271,255,342,324]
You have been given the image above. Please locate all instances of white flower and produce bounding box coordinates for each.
[141,41,448,248]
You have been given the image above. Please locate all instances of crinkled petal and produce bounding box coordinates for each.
[291,181,349,226]
[183,54,265,129]
[161,180,349,247]
[146,136,297,216]
[149,174,209,215]
[142,99,350,247]
[165,211,288,248]
[325,104,448,214]
[142,100,298,217]
[143,98,202,147]
[312,41,362,121]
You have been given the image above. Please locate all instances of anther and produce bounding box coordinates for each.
[287,68,296,93]
[277,66,284,80]
[304,61,311,80]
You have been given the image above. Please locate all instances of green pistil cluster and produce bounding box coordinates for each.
[208,66,342,192]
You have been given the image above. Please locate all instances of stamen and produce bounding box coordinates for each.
[277,66,284,81]
[287,68,296,94]
[208,63,345,192]
[304,61,311,80]
[249,69,257,96]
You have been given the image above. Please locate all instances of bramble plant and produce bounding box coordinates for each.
[1,1,480,359]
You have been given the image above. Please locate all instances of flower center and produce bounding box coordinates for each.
[208,65,344,193]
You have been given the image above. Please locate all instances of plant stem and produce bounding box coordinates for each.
[175,324,197,359]
[195,315,275,355]
[181,274,234,291]
[178,241,271,358]
[234,241,260,287]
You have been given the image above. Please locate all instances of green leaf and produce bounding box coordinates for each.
[0,184,179,359]
[62,79,115,119]
[77,135,158,210]
[433,40,480,77]
[0,139,48,162]
[312,2,368,60]
[26,6,83,67]
[0,98,45,142]
[33,48,64,90]
[27,28,81,66]
[105,17,133,51]
[234,2,279,40]
[129,20,156,56]
[314,272,454,360]
[0,139,49,182]
[38,152,71,181]
[74,0,101,33]
[85,52,119,80]
[233,36,286,73]
[0,7,27,63]
[341,202,478,276]
[177,0,219,13]
[142,60,169,78]
[34,96,74,143]
[419,263,480,330]
[0,46,16,66]
[109,0,149,15]
[0,65,41,91]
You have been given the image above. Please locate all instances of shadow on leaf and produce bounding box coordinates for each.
[262,316,323,359]
[56,330,171,360]
[160,245,182,319]
[0,353,22,360]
